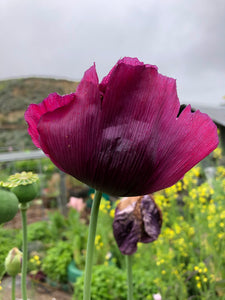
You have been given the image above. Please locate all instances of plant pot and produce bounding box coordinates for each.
[67,260,83,283]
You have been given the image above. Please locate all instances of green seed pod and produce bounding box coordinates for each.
[5,247,22,277]
[12,182,38,203]
[2,172,39,204]
[0,189,19,224]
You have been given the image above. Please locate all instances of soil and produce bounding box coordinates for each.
[1,275,72,300]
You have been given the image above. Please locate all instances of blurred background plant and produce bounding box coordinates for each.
[0,147,225,299]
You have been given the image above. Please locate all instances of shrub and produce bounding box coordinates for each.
[42,240,73,283]
[27,221,52,244]
[73,265,158,300]
[73,265,127,300]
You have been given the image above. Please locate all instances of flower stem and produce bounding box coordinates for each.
[20,203,29,300]
[83,190,102,300]
[12,276,16,300]
[126,255,133,300]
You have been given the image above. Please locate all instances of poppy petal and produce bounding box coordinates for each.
[113,197,141,255]
[113,195,162,255]
[140,195,162,243]
[25,57,218,196]
[24,93,76,148]
[36,66,102,181]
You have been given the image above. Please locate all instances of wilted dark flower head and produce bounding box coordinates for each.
[113,195,162,255]
[25,57,219,196]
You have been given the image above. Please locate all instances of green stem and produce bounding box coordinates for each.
[126,255,133,300]
[20,203,29,300]
[83,190,102,300]
[12,276,16,300]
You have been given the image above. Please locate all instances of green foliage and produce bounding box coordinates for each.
[13,160,40,173]
[73,265,158,300]
[94,199,124,268]
[64,209,88,269]
[74,153,225,299]
[0,227,20,278]
[11,158,56,175]
[26,210,88,281]
[27,221,53,244]
[42,241,73,283]
[132,269,158,299]
[1,147,225,299]
[73,265,127,300]
[47,210,67,240]
[130,162,225,299]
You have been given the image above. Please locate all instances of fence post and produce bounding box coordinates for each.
[59,170,67,216]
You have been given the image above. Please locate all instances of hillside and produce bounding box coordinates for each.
[0,77,79,150]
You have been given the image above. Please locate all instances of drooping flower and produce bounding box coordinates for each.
[113,195,162,255]
[25,57,218,196]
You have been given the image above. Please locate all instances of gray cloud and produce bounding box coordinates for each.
[0,0,224,106]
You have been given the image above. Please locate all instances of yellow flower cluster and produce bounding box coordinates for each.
[109,209,115,218]
[99,199,111,214]
[194,263,208,289]
[135,162,225,296]
[99,198,116,218]
[212,147,222,160]
[29,254,41,266]
[216,166,225,179]
[182,166,200,190]
[0,280,2,291]
[95,234,104,250]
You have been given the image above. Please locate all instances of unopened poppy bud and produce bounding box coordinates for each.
[5,248,22,277]
[113,195,162,255]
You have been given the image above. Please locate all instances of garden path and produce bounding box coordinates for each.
[1,275,72,300]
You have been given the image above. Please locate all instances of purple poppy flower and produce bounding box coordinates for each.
[25,57,218,196]
[113,195,162,255]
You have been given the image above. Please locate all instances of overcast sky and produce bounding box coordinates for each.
[0,0,224,107]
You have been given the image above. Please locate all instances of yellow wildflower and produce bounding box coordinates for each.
[197,282,201,289]
[109,209,115,218]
